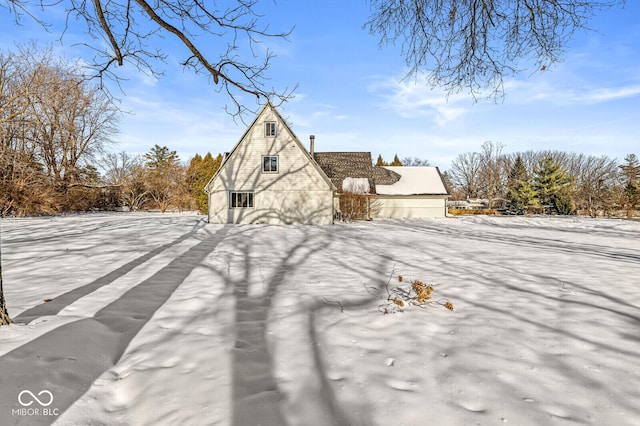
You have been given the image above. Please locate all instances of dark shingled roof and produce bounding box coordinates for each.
[372,166,401,186]
[313,152,376,193]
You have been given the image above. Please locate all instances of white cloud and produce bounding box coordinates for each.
[501,68,640,106]
[577,85,640,103]
[282,101,349,128]
[367,76,469,126]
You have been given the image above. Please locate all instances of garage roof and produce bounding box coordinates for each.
[375,166,449,196]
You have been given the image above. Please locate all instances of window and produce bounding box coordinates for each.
[229,191,254,208]
[262,155,278,173]
[265,121,276,137]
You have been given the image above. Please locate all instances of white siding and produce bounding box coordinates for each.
[207,105,334,225]
[374,195,447,219]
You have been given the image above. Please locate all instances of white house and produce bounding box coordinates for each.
[204,103,335,225]
[204,103,449,224]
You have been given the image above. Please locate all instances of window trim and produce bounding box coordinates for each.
[229,191,254,209]
[265,121,276,137]
[262,155,279,174]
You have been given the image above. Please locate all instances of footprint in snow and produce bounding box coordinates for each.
[385,378,418,392]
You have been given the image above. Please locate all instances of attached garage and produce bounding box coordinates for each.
[373,167,449,219]
[375,195,448,218]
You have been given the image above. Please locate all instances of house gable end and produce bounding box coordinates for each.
[205,103,334,193]
[205,102,336,225]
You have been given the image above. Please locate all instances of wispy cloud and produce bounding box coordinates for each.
[575,85,640,103]
[283,100,350,128]
[367,76,469,126]
[502,70,640,106]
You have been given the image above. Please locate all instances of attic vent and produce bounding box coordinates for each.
[343,177,370,194]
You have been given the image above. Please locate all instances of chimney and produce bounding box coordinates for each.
[309,135,315,157]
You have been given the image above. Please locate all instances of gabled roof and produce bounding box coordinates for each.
[204,102,335,193]
[313,152,376,193]
[375,166,449,196]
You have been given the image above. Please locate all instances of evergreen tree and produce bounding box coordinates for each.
[375,154,388,166]
[145,145,179,170]
[533,156,575,215]
[144,145,182,212]
[507,155,537,214]
[619,154,640,213]
[187,153,223,214]
[390,154,403,166]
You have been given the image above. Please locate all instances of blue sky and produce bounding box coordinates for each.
[1,1,639,170]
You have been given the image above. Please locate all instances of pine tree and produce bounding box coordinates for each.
[145,145,179,170]
[507,155,537,214]
[144,145,182,212]
[390,154,403,166]
[533,156,575,215]
[187,153,223,214]
[619,154,640,214]
[375,154,388,166]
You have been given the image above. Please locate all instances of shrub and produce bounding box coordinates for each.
[448,209,499,215]
[339,192,380,221]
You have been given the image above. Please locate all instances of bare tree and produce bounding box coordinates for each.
[0,46,45,154]
[568,154,618,217]
[23,57,119,186]
[401,156,430,166]
[478,141,508,208]
[3,0,295,115]
[0,222,10,325]
[448,151,483,198]
[366,0,624,99]
[101,151,141,186]
[122,164,150,212]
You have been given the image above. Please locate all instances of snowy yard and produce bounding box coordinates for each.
[1,213,639,426]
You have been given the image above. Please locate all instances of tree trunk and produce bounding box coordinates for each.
[0,224,12,325]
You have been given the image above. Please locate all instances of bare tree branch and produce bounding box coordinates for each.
[3,0,296,116]
[366,0,625,100]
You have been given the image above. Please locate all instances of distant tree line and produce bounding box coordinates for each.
[101,147,222,214]
[1,45,119,215]
[446,141,640,217]
[2,140,222,216]
[376,154,430,166]
[0,45,223,217]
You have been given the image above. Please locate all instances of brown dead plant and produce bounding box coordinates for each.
[375,267,454,314]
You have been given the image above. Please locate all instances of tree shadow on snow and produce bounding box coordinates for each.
[205,223,392,426]
[0,224,230,425]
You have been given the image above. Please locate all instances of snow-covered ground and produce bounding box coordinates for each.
[1,213,639,426]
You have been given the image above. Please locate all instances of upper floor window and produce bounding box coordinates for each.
[262,156,278,173]
[265,121,276,137]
